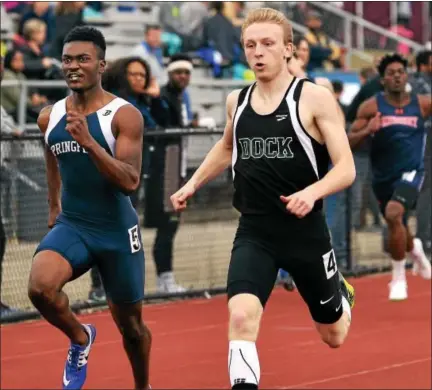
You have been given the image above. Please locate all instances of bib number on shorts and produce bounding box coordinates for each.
[128,225,141,253]
[322,249,337,279]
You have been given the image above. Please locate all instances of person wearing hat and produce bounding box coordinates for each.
[144,54,195,294]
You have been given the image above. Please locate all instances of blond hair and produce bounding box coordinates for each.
[241,8,293,45]
[23,18,46,40]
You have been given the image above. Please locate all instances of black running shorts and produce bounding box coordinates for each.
[227,212,343,325]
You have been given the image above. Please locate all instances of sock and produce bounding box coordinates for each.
[392,259,406,281]
[229,340,260,388]
[410,238,425,259]
[341,296,351,321]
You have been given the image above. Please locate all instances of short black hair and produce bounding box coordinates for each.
[4,49,19,70]
[211,2,224,13]
[294,35,308,49]
[416,50,432,71]
[331,80,344,94]
[377,53,408,77]
[63,26,106,60]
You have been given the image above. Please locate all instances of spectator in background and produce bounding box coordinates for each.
[158,1,183,36]
[346,59,390,251]
[359,66,376,85]
[3,1,30,14]
[103,56,167,129]
[17,2,55,45]
[49,2,85,60]
[410,50,432,254]
[203,2,244,67]
[103,55,187,294]
[157,2,184,55]
[160,54,194,127]
[294,35,310,71]
[1,49,48,122]
[0,55,23,318]
[179,1,210,50]
[18,18,53,80]
[356,66,383,231]
[409,50,432,95]
[330,59,386,266]
[223,1,246,27]
[130,24,165,84]
[159,1,210,52]
[145,54,198,294]
[287,36,310,78]
[332,80,348,118]
[346,72,382,124]
[380,16,414,56]
[287,36,334,95]
[18,18,65,101]
[304,10,343,71]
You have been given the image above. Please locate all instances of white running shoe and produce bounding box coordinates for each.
[389,279,408,301]
[409,238,432,280]
[157,272,187,294]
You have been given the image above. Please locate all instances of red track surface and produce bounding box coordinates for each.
[1,273,431,389]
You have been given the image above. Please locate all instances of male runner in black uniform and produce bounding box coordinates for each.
[171,8,356,389]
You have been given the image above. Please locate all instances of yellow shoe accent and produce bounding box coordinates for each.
[340,274,355,309]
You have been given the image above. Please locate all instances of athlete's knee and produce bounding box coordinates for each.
[385,201,405,225]
[27,278,58,306]
[122,318,151,345]
[316,320,349,349]
[28,251,72,306]
[321,327,346,348]
[115,305,151,345]
[228,294,263,340]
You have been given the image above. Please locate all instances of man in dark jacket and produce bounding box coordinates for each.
[331,68,383,267]
[410,50,432,254]
[145,54,194,293]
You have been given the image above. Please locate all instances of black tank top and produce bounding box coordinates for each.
[231,77,330,215]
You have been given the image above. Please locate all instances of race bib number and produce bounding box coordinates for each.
[322,249,337,279]
[128,225,141,253]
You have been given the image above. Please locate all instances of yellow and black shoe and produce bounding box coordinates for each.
[339,271,355,309]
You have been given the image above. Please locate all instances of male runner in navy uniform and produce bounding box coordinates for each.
[27,27,152,390]
[348,53,431,301]
[171,8,356,389]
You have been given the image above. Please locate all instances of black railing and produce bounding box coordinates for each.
[0,128,392,323]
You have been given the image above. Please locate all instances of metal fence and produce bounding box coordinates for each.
[2,76,416,324]
[0,126,402,324]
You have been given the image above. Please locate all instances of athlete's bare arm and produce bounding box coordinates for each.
[37,105,62,228]
[307,84,356,199]
[170,89,240,211]
[347,97,380,149]
[65,104,144,194]
[418,95,432,119]
[280,83,355,217]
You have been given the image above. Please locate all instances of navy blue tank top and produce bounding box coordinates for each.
[45,97,139,229]
[371,93,426,184]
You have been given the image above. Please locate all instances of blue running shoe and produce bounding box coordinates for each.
[62,324,96,389]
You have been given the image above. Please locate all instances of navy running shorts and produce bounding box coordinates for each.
[34,215,145,304]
